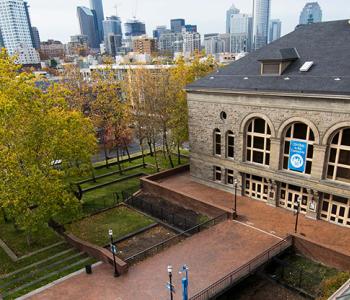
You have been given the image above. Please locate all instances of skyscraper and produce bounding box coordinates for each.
[170,19,185,33]
[31,26,41,49]
[103,16,122,56]
[252,0,271,50]
[299,2,322,25]
[230,13,253,53]
[0,0,40,64]
[77,6,100,49]
[89,0,104,42]
[124,19,146,38]
[269,19,281,43]
[226,4,240,34]
[153,26,167,39]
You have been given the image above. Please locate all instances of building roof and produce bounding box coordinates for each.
[188,20,350,96]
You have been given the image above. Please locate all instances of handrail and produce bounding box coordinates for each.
[125,212,229,264]
[190,236,293,300]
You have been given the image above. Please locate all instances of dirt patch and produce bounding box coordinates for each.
[116,225,177,260]
[127,193,209,230]
[219,275,308,300]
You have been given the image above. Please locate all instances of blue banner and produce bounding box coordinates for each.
[288,140,307,173]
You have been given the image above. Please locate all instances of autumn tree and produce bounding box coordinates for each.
[90,65,132,172]
[0,50,96,244]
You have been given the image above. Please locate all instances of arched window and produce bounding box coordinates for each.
[214,129,221,156]
[246,118,271,166]
[283,122,315,175]
[327,128,350,184]
[226,131,235,159]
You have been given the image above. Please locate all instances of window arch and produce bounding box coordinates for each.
[226,131,235,159]
[327,128,350,184]
[214,129,221,156]
[283,122,315,175]
[246,118,271,166]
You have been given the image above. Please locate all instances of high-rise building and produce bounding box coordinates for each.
[182,31,201,56]
[230,13,253,53]
[89,0,104,43]
[252,0,271,50]
[67,35,89,56]
[124,19,146,38]
[132,36,157,55]
[204,34,229,55]
[269,19,281,43]
[31,26,40,49]
[103,16,122,55]
[158,31,183,55]
[0,0,40,65]
[153,26,167,39]
[299,2,322,25]
[77,6,100,49]
[171,19,185,33]
[184,25,197,33]
[226,4,240,34]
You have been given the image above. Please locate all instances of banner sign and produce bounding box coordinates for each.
[288,140,307,173]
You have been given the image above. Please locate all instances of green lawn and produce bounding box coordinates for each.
[0,219,61,257]
[65,206,154,246]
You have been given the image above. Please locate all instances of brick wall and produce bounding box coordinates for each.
[293,234,350,271]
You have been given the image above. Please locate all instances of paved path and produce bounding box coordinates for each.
[157,172,350,256]
[27,221,281,300]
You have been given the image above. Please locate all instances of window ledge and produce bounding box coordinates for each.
[320,179,350,190]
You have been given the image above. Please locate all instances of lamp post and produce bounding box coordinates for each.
[294,197,301,234]
[233,179,238,219]
[108,229,119,277]
[168,265,174,300]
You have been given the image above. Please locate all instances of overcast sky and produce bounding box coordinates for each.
[28,0,349,43]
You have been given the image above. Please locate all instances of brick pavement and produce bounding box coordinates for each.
[27,221,281,300]
[157,172,350,256]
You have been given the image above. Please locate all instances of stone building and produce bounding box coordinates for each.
[186,20,350,228]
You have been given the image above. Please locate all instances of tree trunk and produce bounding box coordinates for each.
[123,140,131,162]
[140,141,146,168]
[103,141,109,168]
[116,147,122,174]
[147,138,153,156]
[152,138,160,172]
[26,234,32,247]
[91,162,97,183]
[162,135,166,159]
[2,208,8,223]
[177,142,181,165]
[163,128,174,168]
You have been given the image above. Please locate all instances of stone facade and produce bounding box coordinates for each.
[187,90,350,228]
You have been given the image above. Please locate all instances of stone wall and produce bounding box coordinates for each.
[187,90,350,203]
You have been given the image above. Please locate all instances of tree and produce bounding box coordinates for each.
[0,50,96,244]
[90,65,132,172]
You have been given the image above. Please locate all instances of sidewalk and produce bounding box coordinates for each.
[157,172,350,256]
[26,221,281,300]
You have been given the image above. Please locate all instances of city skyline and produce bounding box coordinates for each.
[28,0,349,43]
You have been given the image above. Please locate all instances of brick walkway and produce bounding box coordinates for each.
[157,172,350,256]
[26,221,281,300]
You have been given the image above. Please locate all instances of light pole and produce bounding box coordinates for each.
[180,265,189,300]
[233,179,238,219]
[294,197,301,234]
[108,229,119,277]
[168,265,174,300]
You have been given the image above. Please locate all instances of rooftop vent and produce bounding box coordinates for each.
[300,61,314,72]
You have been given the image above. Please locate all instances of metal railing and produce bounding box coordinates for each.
[190,236,293,300]
[125,213,229,265]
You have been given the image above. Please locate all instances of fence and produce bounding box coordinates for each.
[125,213,229,266]
[190,236,293,300]
[125,194,201,231]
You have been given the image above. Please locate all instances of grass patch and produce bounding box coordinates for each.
[0,219,61,257]
[65,206,154,246]
[275,253,342,297]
